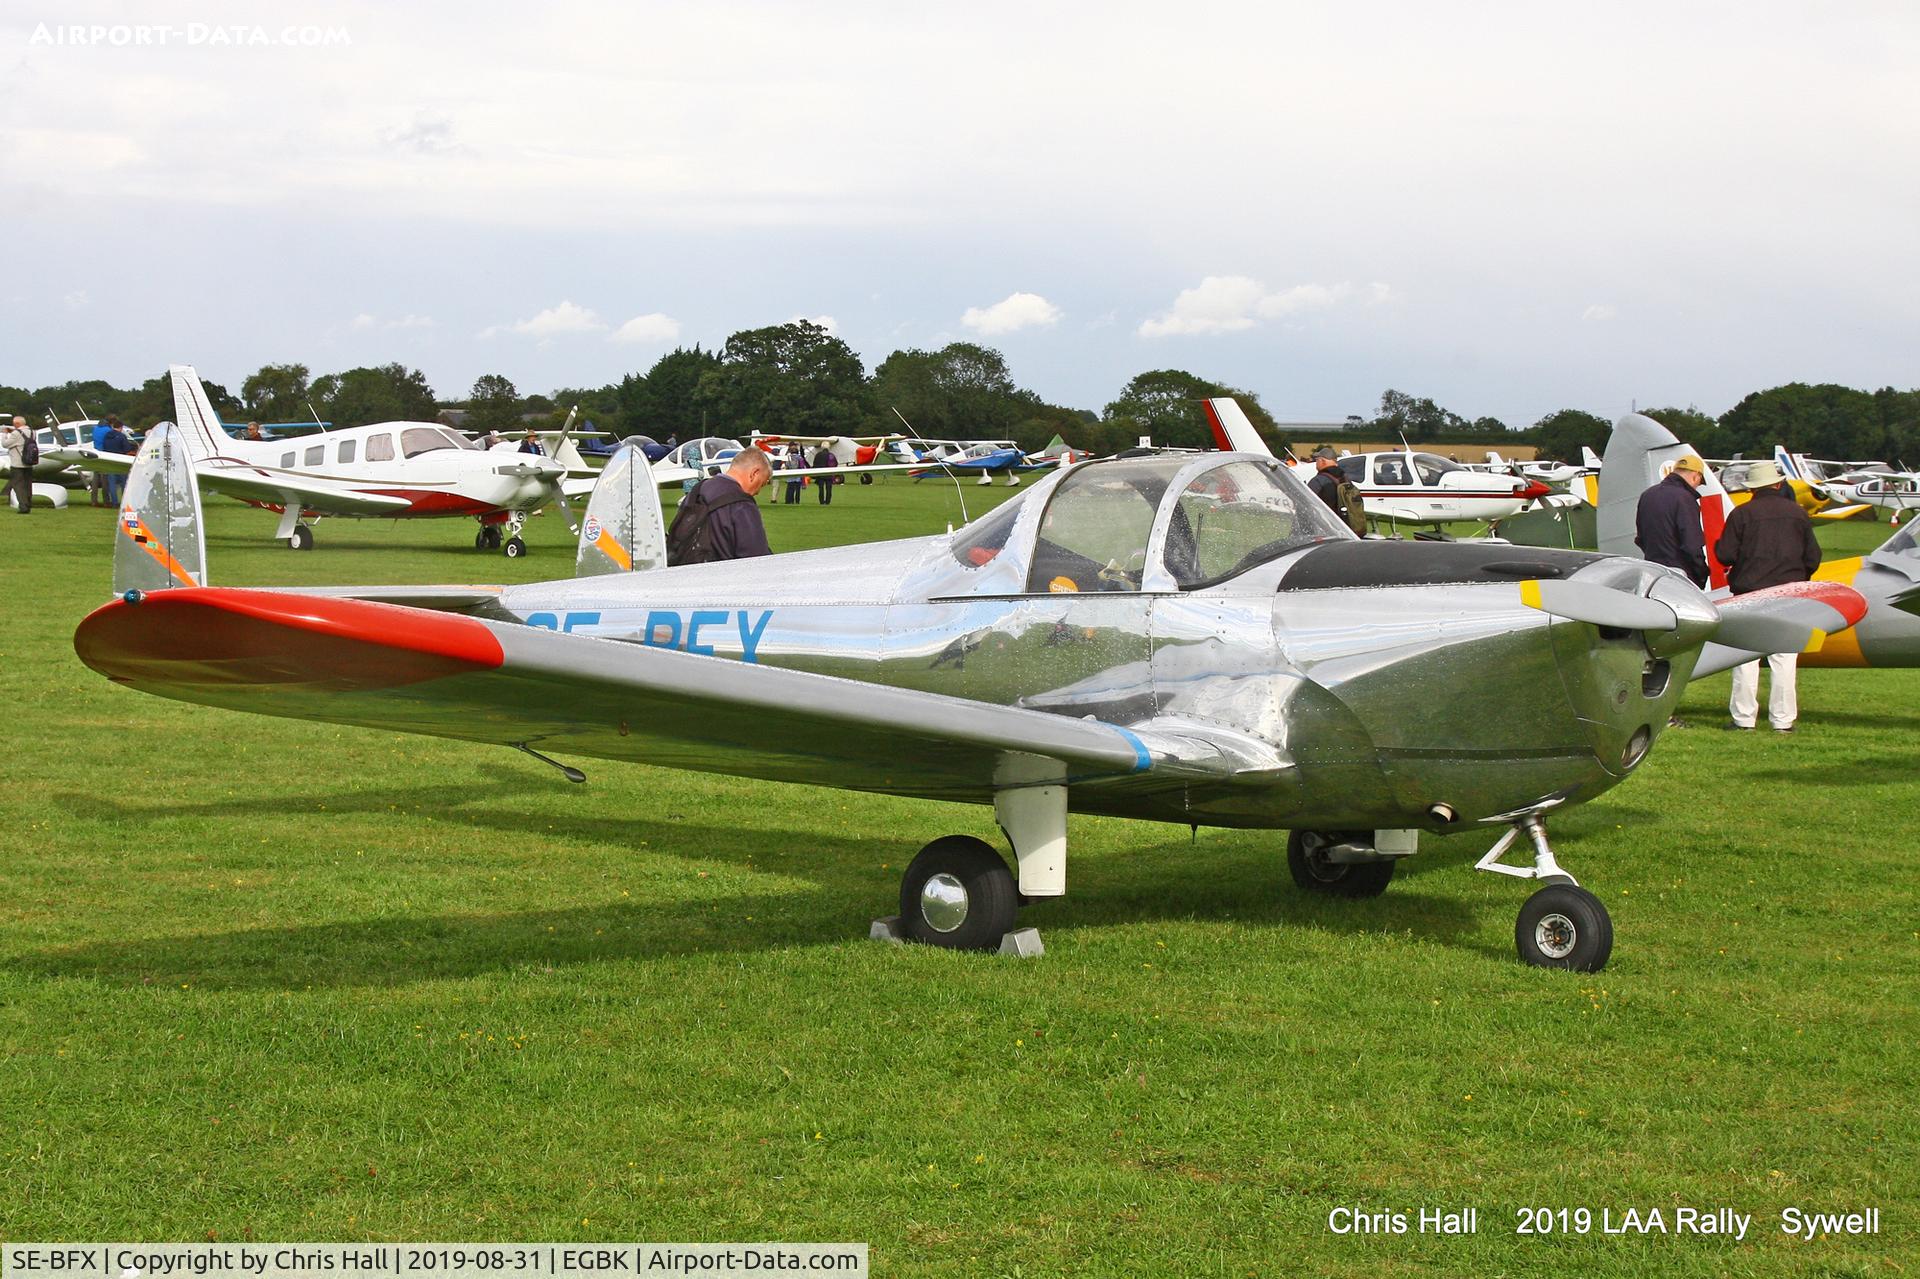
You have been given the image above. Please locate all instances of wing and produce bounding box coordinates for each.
[1693,580,1869,676]
[45,446,136,474]
[75,589,1239,804]
[192,461,413,515]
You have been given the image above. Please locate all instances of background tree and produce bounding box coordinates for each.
[466,374,522,435]
[1371,389,1466,442]
[694,322,871,438]
[1103,369,1285,451]
[309,364,436,429]
[620,346,721,439]
[1638,405,1733,460]
[1530,408,1610,462]
[871,342,1038,442]
[120,371,240,427]
[1719,383,1884,462]
[241,363,311,423]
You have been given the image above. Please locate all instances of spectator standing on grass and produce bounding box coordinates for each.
[102,415,134,506]
[784,443,806,504]
[1716,460,1821,734]
[666,448,773,565]
[813,446,839,505]
[4,416,33,514]
[1635,454,1710,588]
[89,416,113,506]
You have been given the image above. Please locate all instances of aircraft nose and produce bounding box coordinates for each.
[1519,479,1552,501]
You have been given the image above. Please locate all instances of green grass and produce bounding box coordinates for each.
[1,487,1915,1275]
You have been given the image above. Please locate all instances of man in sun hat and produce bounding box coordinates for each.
[1715,459,1822,733]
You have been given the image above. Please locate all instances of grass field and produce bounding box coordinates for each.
[1,483,1914,1275]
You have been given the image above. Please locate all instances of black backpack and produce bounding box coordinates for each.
[19,433,39,468]
[666,484,753,566]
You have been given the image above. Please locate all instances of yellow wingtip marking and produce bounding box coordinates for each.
[1519,579,1543,610]
[1806,629,1826,654]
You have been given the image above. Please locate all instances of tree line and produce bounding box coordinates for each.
[7,318,1916,464]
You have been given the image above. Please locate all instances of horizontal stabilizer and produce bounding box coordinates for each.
[1811,503,1872,520]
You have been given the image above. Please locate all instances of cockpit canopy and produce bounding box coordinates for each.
[940,454,1350,595]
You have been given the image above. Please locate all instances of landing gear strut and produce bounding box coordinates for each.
[1477,813,1614,971]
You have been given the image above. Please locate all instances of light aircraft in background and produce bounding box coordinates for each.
[1598,412,1920,669]
[906,440,1056,486]
[48,365,595,556]
[80,412,1865,973]
[1772,448,1920,523]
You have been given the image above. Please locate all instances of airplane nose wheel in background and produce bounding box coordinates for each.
[1286,830,1395,897]
[898,835,1018,951]
[287,525,313,550]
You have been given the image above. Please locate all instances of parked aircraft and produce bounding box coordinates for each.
[906,440,1052,486]
[46,365,594,555]
[78,425,1864,972]
[1597,412,1920,669]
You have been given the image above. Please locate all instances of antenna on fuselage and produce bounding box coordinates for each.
[306,401,328,434]
[894,406,968,525]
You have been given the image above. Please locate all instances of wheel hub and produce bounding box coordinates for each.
[1534,912,1577,959]
[919,872,970,933]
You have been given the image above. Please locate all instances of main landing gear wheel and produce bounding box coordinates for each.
[899,835,1018,951]
[859,472,873,485]
[1287,830,1394,898]
[287,525,314,551]
[503,536,527,558]
[1515,884,1613,972]
[475,526,503,550]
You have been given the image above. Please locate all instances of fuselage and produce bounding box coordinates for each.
[204,424,559,518]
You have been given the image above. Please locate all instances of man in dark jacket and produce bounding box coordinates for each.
[1306,446,1366,532]
[1635,454,1710,587]
[666,448,773,565]
[812,447,839,505]
[1716,460,1821,733]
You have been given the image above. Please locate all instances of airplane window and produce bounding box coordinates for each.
[338,439,356,465]
[1026,458,1175,593]
[440,428,478,450]
[1336,455,1366,482]
[280,452,296,468]
[1374,458,1409,486]
[1172,460,1351,588]
[1413,454,1457,485]
[949,492,1028,567]
[366,434,394,462]
[402,427,461,458]
[304,444,325,466]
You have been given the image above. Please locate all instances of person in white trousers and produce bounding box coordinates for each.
[1715,461,1822,732]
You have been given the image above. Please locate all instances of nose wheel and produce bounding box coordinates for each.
[1477,812,1614,971]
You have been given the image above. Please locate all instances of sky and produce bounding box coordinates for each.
[4,0,1917,427]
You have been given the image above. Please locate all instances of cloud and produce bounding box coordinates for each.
[1582,303,1618,322]
[352,312,434,331]
[610,312,681,344]
[62,290,90,311]
[1138,276,1393,337]
[961,292,1061,336]
[383,113,461,156]
[480,300,606,340]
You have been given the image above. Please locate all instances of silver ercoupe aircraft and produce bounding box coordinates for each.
[77,420,1867,971]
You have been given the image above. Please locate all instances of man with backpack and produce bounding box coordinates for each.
[666,447,774,566]
[1307,446,1368,535]
[4,416,36,515]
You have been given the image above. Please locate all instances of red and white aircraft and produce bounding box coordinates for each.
[48,366,592,556]
[1201,400,1548,527]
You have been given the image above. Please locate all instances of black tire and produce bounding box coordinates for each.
[474,529,488,550]
[1515,884,1613,972]
[288,525,314,551]
[899,835,1018,951]
[503,536,527,558]
[859,472,873,485]
[1287,830,1394,898]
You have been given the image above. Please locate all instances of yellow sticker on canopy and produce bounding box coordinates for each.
[1048,576,1080,594]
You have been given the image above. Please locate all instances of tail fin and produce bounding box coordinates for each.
[1581,445,1603,470]
[168,365,227,461]
[1201,397,1275,457]
[575,444,668,576]
[1596,412,1735,589]
[114,423,208,594]
[1773,443,1803,482]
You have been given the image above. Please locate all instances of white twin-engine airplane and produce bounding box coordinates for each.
[47,366,597,556]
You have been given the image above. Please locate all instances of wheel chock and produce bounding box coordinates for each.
[869,916,906,945]
[998,927,1045,958]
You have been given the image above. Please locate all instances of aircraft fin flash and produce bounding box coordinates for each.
[575,443,669,577]
[1201,398,1275,457]
[113,423,208,596]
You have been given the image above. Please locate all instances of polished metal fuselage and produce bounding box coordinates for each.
[490,458,1693,832]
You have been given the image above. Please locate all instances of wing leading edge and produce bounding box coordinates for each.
[75,588,1239,804]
